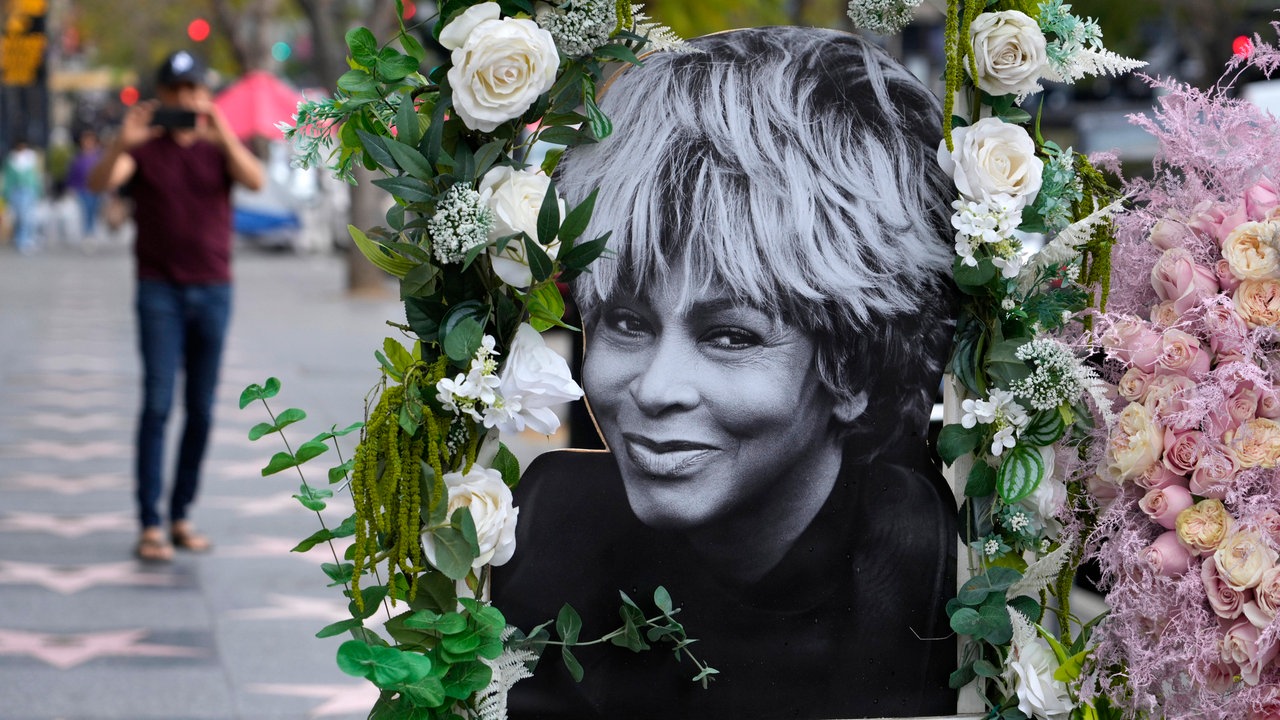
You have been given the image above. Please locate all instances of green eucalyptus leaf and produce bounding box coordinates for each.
[443,660,493,699]
[294,482,333,511]
[653,586,673,614]
[248,422,275,442]
[427,527,477,581]
[293,526,335,553]
[997,443,1045,503]
[953,255,996,290]
[556,604,582,645]
[1008,594,1042,624]
[973,658,1001,678]
[948,662,977,689]
[322,561,355,586]
[948,606,985,635]
[316,617,364,639]
[261,451,297,476]
[977,601,1014,645]
[443,316,484,363]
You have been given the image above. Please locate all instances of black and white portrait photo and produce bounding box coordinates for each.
[493,26,960,719]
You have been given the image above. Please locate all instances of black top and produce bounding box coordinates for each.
[492,444,958,719]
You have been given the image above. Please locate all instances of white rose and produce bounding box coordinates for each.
[488,322,583,435]
[479,166,566,287]
[1106,402,1164,482]
[1005,636,1074,720]
[444,4,559,132]
[968,11,1048,98]
[423,465,518,568]
[938,117,1043,212]
[1221,220,1280,280]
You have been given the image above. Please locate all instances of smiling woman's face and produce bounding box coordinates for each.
[583,281,850,531]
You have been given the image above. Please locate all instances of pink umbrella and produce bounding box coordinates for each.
[214,70,304,141]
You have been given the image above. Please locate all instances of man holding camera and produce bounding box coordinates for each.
[89,51,263,562]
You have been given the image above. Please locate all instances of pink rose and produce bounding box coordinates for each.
[1258,386,1280,419]
[1229,385,1263,424]
[1086,473,1120,509]
[1151,248,1220,315]
[1203,299,1250,355]
[1203,403,1241,443]
[1150,300,1180,328]
[1140,485,1195,530]
[1221,618,1280,686]
[1190,444,1240,500]
[1144,374,1199,431]
[1217,258,1244,292]
[1203,662,1237,693]
[1136,462,1189,491]
[1258,509,1280,544]
[1149,217,1188,250]
[1202,555,1248,619]
[1234,278,1280,328]
[1162,428,1205,474]
[1145,530,1193,577]
[1244,177,1280,221]
[1118,367,1153,402]
[1243,565,1280,629]
[1156,328,1211,377]
[1187,200,1237,244]
[1100,317,1162,372]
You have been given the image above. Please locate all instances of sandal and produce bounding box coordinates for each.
[135,533,174,562]
[170,522,212,553]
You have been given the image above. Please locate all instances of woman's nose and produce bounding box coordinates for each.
[629,335,700,415]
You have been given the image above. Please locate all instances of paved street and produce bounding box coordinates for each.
[0,243,571,720]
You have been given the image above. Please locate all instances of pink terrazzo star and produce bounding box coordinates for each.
[203,492,352,518]
[0,511,134,538]
[225,593,349,621]
[248,683,380,717]
[0,628,206,669]
[0,560,177,594]
[217,535,336,564]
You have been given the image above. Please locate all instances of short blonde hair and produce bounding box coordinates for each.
[559,27,956,442]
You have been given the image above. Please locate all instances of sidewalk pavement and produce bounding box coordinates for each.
[0,244,571,719]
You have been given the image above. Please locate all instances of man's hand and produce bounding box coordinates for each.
[118,101,163,150]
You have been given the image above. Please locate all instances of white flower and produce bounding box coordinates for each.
[968,11,1048,99]
[478,166,566,287]
[1005,634,1074,720]
[962,397,998,428]
[955,237,979,267]
[845,0,923,36]
[991,426,1017,456]
[490,323,583,435]
[993,253,1025,279]
[428,183,495,265]
[536,0,617,57]
[437,373,484,422]
[443,3,559,132]
[938,117,1044,212]
[423,465,519,568]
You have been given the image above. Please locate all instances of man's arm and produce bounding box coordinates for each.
[201,101,264,191]
[87,102,154,193]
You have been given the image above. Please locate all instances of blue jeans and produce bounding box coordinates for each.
[135,280,232,529]
[7,187,38,253]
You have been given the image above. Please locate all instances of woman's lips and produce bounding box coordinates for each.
[622,434,718,478]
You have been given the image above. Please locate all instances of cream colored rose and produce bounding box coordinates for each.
[1106,402,1164,481]
[422,465,519,568]
[1221,220,1280,280]
[1244,565,1280,629]
[1234,278,1280,328]
[967,11,1048,98]
[1214,529,1278,591]
[444,3,559,133]
[937,117,1043,212]
[1227,417,1280,469]
[478,166,565,287]
[1176,498,1233,555]
[1150,300,1179,328]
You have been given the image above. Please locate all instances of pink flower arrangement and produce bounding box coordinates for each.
[1086,34,1280,716]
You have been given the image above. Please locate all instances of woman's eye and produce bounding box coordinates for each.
[702,327,761,349]
[603,308,652,337]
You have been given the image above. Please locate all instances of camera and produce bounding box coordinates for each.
[150,108,198,130]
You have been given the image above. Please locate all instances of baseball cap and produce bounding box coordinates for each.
[156,51,208,87]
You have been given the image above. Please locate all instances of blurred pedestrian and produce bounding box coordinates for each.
[65,129,104,243]
[3,139,44,254]
[88,51,264,562]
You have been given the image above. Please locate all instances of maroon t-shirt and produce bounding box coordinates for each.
[128,135,234,284]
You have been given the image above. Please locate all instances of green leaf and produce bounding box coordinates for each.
[998,107,1033,125]
[536,178,561,247]
[525,281,569,332]
[337,69,377,94]
[443,660,493,699]
[1008,595,1042,624]
[295,440,330,464]
[399,28,427,63]
[611,602,649,652]
[949,607,985,635]
[383,337,415,374]
[491,443,521,488]
[953,255,996,289]
[247,422,275,442]
[294,483,333,512]
[559,233,610,272]
[937,423,983,466]
[540,148,564,176]
[1022,409,1067,447]
[556,604,582,645]
[322,561,355,586]
[949,317,986,397]
[594,43,641,65]
[561,646,584,682]
[316,617,363,638]
[261,451,297,476]
[582,82,612,140]
[986,338,1033,388]
[558,188,597,247]
[997,443,1046,503]
[384,137,436,181]
[293,526,335,552]
[346,27,379,67]
[370,175,435,203]
[977,601,1014,645]
[522,235,555,284]
[957,568,1020,605]
[653,586,673,614]
[329,458,356,484]
[376,48,420,83]
[472,140,506,181]
[1053,649,1089,682]
[964,462,997,497]
[355,129,397,170]
[948,662,977,689]
[238,377,281,409]
[427,520,479,581]
[349,225,416,278]
[442,316,484,363]
[536,125,589,146]
[973,658,1001,678]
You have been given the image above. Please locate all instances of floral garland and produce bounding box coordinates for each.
[848,0,1141,718]
[1086,29,1280,719]
[242,2,716,718]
